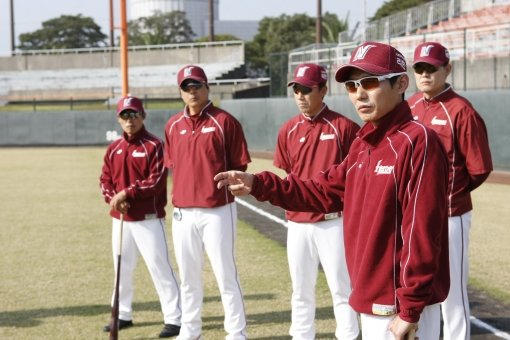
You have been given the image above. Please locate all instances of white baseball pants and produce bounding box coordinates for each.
[287,218,359,340]
[111,217,181,325]
[172,202,247,340]
[441,211,472,340]
[360,303,440,340]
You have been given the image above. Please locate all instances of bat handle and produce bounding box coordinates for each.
[407,328,416,340]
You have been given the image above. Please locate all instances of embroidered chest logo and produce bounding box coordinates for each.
[374,160,394,175]
[116,149,123,154]
[319,132,334,141]
[299,137,306,143]
[201,126,216,133]
[132,150,146,158]
[431,116,447,126]
[180,129,187,135]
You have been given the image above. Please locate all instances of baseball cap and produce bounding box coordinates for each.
[116,96,145,116]
[287,63,328,87]
[335,41,407,82]
[177,65,208,87]
[413,42,450,67]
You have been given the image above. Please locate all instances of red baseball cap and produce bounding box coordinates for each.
[116,96,145,116]
[413,42,450,67]
[287,63,328,87]
[177,65,208,87]
[335,41,407,82]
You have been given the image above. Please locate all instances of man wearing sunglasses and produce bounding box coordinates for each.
[100,96,182,338]
[164,65,250,340]
[274,63,360,340]
[408,42,493,340]
[214,41,450,340]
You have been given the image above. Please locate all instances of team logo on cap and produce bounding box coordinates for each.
[353,44,376,61]
[183,67,195,77]
[296,66,309,78]
[123,97,134,107]
[396,52,406,70]
[419,45,435,57]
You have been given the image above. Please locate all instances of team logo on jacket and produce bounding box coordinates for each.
[319,132,334,141]
[132,150,146,157]
[180,129,187,135]
[299,137,306,143]
[116,149,123,154]
[431,116,447,125]
[201,126,216,133]
[374,160,394,175]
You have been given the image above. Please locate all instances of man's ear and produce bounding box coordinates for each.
[397,74,409,94]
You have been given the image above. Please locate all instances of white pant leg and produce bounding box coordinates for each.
[131,218,181,325]
[200,203,247,340]
[442,211,472,340]
[360,304,440,340]
[173,208,205,340]
[315,218,359,339]
[111,218,139,322]
[287,220,319,340]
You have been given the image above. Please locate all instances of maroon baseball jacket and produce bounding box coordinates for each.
[164,101,251,208]
[100,126,168,221]
[251,101,450,323]
[408,85,493,216]
[274,104,359,222]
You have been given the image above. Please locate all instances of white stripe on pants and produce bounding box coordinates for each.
[360,304,440,340]
[172,203,247,340]
[287,218,359,340]
[442,211,472,340]
[111,218,181,325]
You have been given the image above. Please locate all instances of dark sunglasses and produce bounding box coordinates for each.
[119,110,142,120]
[344,72,406,93]
[413,63,439,75]
[181,82,204,92]
[292,84,314,95]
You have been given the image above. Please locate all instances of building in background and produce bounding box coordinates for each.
[130,0,259,40]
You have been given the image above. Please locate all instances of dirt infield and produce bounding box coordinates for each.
[236,195,510,339]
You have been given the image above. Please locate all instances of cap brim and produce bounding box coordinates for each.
[179,76,207,87]
[117,105,141,115]
[412,57,445,67]
[287,79,319,87]
[335,63,391,82]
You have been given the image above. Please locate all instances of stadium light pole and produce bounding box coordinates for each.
[209,0,215,42]
[316,0,322,46]
[109,0,115,47]
[10,0,15,55]
[120,0,129,96]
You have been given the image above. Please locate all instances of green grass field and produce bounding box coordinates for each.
[0,147,508,339]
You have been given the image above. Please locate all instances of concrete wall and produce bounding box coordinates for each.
[1,90,509,171]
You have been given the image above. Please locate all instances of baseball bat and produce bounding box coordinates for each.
[109,214,124,340]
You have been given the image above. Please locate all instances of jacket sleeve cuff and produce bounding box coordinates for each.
[399,308,421,323]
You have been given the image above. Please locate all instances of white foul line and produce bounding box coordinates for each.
[235,197,510,339]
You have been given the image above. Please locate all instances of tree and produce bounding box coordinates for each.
[195,34,240,42]
[128,11,194,45]
[18,15,107,50]
[371,0,433,21]
[246,13,347,78]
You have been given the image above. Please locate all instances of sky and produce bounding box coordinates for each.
[0,0,386,56]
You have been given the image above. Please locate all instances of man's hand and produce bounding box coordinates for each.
[388,315,418,339]
[110,190,130,214]
[214,171,254,196]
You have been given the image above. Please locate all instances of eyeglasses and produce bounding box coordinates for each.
[344,72,406,93]
[119,110,142,120]
[181,82,204,92]
[413,63,439,75]
[292,84,315,95]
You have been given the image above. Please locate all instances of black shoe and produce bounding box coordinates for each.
[103,319,133,332]
[159,324,180,338]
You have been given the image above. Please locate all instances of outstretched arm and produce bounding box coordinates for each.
[214,170,254,196]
